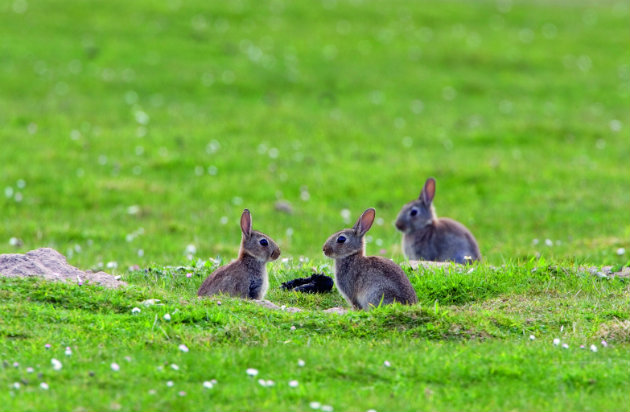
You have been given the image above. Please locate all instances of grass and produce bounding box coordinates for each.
[1,263,629,411]
[1,0,628,267]
[1,0,629,410]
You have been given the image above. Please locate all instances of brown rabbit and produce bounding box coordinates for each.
[395,177,481,264]
[197,209,280,299]
[323,208,418,311]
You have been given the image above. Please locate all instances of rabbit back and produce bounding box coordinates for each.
[335,254,418,310]
[403,217,481,264]
[197,260,267,299]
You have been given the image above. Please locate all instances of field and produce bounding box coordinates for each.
[1,0,629,410]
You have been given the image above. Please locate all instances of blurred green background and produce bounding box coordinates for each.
[1,0,628,269]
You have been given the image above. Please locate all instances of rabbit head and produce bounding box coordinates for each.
[395,177,437,234]
[239,209,281,262]
[323,208,375,259]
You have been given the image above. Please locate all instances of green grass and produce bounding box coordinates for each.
[1,0,629,410]
[1,264,629,411]
[1,0,628,267]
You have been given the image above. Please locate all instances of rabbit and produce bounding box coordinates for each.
[395,177,481,264]
[322,208,418,311]
[197,209,280,299]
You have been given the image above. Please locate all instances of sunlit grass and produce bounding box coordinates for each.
[1,0,629,410]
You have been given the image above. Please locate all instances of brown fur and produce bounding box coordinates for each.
[197,209,280,299]
[395,178,481,264]
[323,208,418,311]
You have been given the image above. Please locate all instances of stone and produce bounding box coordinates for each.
[0,248,125,288]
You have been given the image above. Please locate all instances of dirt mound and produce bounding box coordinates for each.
[0,247,125,288]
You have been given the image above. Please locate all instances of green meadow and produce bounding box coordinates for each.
[0,0,628,410]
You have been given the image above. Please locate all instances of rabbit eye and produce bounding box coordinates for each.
[259,239,268,246]
[337,235,346,244]
[410,208,418,217]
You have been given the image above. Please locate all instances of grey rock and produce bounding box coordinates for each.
[274,200,294,214]
[323,307,348,315]
[253,299,303,312]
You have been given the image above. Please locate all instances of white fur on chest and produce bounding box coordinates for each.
[260,266,269,298]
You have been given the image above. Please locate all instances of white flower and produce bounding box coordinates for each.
[40,382,49,390]
[203,381,214,389]
[111,363,120,371]
[65,347,72,356]
[246,368,258,376]
[383,360,391,367]
[51,358,62,371]
[310,402,321,410]
[298,359,305,367]
[185,244,197,254]
[12,382,20,390]
[148,389,157,395]
[321,406,334,412]
[178,391,186,397]
[340,208,351,223]
[553,338,560,346]
[26,367,34,373]
[131,307,141,314]
[601,340,608,347]
[529,335,535,341]
[616,248,625,256]
[166,381,174,387]
[178,344,189,353]
[171,364,179,370]
[289,380,299,388]
[290,325,296,331]
[127,205,140,215]
[258,379,267,386]
[561,343,569,349]
[590,344,598,352]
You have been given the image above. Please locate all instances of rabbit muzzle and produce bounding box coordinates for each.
[395,220,406,232]
[270,249,281,260]
[322,244,333,257]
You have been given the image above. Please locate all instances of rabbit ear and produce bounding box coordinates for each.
[240,209,252,238]
[420,178,436,204]
[353,208,376,236]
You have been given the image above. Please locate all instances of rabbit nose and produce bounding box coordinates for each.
[395,221,404,230]
[271,249,280,260]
